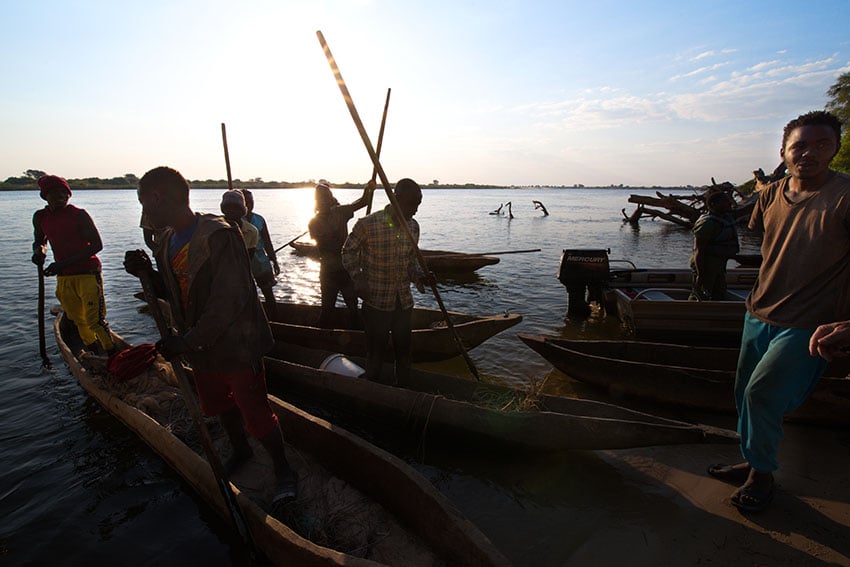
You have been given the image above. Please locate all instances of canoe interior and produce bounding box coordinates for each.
[54,311,507,566]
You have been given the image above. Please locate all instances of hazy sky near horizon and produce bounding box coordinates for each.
[2,0,849,187]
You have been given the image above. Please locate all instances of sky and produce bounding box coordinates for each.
[2,0,849,188]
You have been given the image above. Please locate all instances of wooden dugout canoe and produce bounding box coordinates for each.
[54,312,508,566]
[289,241,500,274]
[263,343,739,451]
[268,303,522,363]
[517,334,850,428]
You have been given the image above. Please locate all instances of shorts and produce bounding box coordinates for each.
[193,362,278,439]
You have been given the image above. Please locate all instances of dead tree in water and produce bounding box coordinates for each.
[622,180,753,229]
[753,162,786,191]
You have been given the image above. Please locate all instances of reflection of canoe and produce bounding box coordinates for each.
[605,267,758,345]
[268,302,522,362]
[518,334,850,427]
[55,311,507,566]
[289,241,500,274]
[265,343,739,450]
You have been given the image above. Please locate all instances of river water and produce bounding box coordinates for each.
[0,186,759,566]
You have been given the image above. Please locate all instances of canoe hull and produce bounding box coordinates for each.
[518,334,850,428]
[289,242,500,274]
[269,303,521,362]
[265,343,739,451]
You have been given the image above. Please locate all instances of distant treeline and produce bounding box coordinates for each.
[1,171,516,191]
[1,170,752,192]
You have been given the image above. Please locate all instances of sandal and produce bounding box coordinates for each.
[707,462,751,484]
[731,480,774,513]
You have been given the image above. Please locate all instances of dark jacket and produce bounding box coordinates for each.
[152,213,273,372]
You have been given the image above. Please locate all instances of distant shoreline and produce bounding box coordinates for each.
[1,183,706,192]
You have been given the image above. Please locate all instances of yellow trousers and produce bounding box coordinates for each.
[55,273,114,351]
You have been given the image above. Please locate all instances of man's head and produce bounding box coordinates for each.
[705,190,734,213]
[138,166,190,229]
[240,188,254,213]
[393,178,422,220]
[220,189,247,222]
[38,175,71,211]
[315,183,339,212]
[780,111,842,181]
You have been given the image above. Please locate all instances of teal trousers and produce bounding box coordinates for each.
[735,312,828,472]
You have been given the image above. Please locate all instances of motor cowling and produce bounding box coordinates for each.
[558,249,611,319]
[558,249,611,287]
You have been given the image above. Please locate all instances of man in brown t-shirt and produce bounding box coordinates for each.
[708,111,850,513]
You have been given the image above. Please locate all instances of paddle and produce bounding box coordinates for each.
[37,263,51,369]
[137,270,258,561]
[317,30,481,381]
[366,88,392,215]
[221,122,234,191]
[273,230,309,254]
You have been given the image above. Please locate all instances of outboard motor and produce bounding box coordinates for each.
[558,249,611,319]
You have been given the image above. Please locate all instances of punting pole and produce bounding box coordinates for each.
[316,30,480,381]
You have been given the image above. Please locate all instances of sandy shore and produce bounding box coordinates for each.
[569,419,850,566]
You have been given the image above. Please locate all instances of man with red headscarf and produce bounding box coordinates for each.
[32,174,115,355]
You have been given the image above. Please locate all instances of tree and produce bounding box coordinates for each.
[24,169,46,179]
[826,72,850,174]
[832,133,850,173]
[826,72,850,124]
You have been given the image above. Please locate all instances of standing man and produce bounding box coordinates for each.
[32,174,115,355]
[309,181,374,328]
[689,190,739,300]
[707,111,850,513]
[342,178,429,384]
[240,189,279,320]
[124,166,296,507]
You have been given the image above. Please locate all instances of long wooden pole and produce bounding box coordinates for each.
[138,270,257,560]
[366,88,392,215]
[37,264,51,368]
[273,230,309,254]
[317,30,480,381]
[221,123,234,191]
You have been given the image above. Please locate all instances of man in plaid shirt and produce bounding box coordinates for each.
[342,178,429,384]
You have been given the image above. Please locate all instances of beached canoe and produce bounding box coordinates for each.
[289,241,500,274]
[263,343,739,451]
[517,334,850,427]
[268,303,522,362]
[54,311,508,566]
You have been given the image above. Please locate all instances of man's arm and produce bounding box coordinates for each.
[342,180,377,214]
[32,211,47,265]
[342,220,368,299]
[259,221,279,275]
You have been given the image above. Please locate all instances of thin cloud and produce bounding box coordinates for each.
[670,62,730,81]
